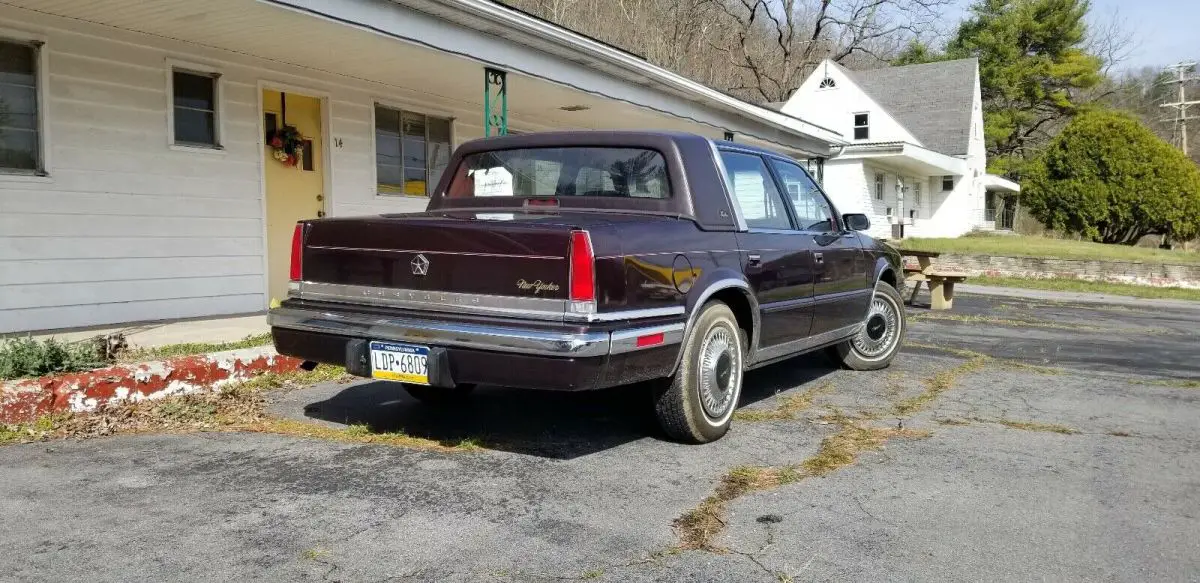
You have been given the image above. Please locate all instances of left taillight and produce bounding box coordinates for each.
[289,223,304,282]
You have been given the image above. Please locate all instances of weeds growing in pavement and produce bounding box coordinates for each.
[733,382,834,422]
[673,414,930,551]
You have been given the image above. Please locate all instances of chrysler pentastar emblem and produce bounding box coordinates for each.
[410,254,430,276]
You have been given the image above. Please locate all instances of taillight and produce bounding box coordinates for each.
[289,223,304,282]
[568,230,596,304]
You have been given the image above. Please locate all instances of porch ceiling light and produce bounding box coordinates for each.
[559,105,591,112]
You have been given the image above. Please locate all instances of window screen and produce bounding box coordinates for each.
[375,105,452,196]
[172,70,218,147]
[0,40,41,171]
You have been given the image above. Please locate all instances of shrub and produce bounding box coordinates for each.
[1022,109,1200,244]
[0,336,108,380]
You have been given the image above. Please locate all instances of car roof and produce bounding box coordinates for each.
[457,130,787,158]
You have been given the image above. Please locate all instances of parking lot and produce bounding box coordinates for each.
[2,291,1198,582]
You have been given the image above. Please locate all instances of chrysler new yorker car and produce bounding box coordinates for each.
[269,131,906,443]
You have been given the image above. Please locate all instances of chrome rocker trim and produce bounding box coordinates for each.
[269,307,683,358]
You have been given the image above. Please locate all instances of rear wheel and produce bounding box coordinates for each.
[653,302,744,443]
[403,383,476,405]
[830,283,906,371]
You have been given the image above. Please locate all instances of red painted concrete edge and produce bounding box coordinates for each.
[0,347,303,425]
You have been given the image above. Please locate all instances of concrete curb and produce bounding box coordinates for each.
[956,284,1200,310]
[0,346,302,425]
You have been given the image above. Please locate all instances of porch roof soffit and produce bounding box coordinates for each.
[310,0,847,152]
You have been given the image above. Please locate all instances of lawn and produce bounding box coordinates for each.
[899,234,1200,265]
[969,276,1200,302]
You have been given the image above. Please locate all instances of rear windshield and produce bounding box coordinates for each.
[445,147,670,199]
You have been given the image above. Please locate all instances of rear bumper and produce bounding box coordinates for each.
[268,305,683,390]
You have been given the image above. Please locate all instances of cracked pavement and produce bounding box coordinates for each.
[1,292,1198,581]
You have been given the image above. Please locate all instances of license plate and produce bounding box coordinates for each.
[368,341,430,385]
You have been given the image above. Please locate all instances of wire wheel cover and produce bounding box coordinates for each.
[698,324,740,419]
[852,293,901,359]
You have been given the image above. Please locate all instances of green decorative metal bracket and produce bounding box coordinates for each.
[484,67,508,136]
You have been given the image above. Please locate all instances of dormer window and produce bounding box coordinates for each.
[853,113,869,140]
[818,77,836,89]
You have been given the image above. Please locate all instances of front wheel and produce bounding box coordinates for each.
[653,302,745,443]
[830,283,906,371]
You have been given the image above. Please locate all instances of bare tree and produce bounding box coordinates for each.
[499,0,950,103]
[707,0,952,102]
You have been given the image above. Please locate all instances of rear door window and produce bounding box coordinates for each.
[446,147,669,199]
[718,151,792,230]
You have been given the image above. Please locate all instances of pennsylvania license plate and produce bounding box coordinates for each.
[368,341,430,385]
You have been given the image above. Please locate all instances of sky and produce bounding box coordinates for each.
[948,0,1200,72]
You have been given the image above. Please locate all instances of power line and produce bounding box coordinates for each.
[1159,61,1200,156]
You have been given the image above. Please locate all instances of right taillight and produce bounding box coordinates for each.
[568,230,596,314]
[289,223,304,282]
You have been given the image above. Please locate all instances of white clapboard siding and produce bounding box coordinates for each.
[0,4,543,333]
[0,295,266,333]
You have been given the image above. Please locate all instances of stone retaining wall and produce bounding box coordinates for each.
[932,254,1200,289]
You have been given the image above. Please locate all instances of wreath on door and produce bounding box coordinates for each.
[268,125,304,168]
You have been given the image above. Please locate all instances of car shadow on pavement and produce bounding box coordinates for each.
[300,353,838,459]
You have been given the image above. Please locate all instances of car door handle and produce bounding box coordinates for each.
[813,252,824,267]
[747,253,762,267]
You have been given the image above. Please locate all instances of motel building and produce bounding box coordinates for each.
[0,0,844,334]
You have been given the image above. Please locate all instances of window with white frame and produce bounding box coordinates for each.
[874,172,884,200]
[942,175,954,191]
[0,39,43,173]
[853,113,869,140]
[375,105,452,196]
[913,180,922,204]
[171,69,220,148]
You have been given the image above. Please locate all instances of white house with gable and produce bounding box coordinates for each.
[779,58,1019,239]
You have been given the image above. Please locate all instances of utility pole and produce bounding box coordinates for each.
[1159,61,1200,155]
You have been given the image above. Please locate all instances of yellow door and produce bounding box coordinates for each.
[263,89,324,305]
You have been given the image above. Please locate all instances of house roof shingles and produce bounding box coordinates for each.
[844,58,978,157]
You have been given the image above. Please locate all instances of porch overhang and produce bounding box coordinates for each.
[982,173,1021,193]
[3,0,843,158]
[833,142,968,176]
[279,0,846,155]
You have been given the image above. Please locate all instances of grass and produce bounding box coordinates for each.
[893,356,991,416]
[0,365,481,453]
[673,415,929,551]
[119,333,273,362]
[909,311,1093,331]
[991,419,1077,435]
[733,382,833,422]
[968,276,1200,302]
[899,233,1200,265]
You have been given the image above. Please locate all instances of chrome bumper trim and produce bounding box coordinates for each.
[292,282,686,324]
[269,307,683,358]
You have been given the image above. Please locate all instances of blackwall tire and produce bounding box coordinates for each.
[831,284,906,371]
[653,302,745,444]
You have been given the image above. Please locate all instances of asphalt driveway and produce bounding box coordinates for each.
[1,291,1198,582]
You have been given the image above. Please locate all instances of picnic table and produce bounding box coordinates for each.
[900,249,969,310]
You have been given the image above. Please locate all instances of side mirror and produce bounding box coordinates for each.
[843,213,870,231]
